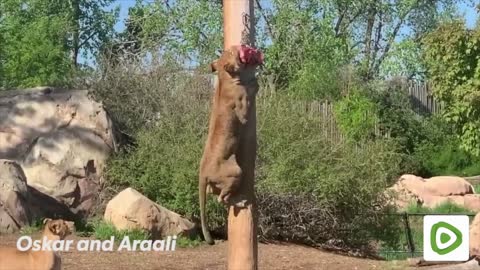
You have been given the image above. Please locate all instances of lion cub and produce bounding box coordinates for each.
[199,45,263,244]
[0,218,75,270]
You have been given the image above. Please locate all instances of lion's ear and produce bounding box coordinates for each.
[43,218,52,225]
[223,63,235,73]
[48,222,60,234]
[210,60,218,72]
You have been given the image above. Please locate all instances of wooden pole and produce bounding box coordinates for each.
[223,1,258,270]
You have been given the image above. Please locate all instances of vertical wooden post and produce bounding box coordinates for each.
[223,1,258,270]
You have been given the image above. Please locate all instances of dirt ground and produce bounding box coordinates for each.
[0,234,413,270]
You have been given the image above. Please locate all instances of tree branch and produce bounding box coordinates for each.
[370,11,384,73]
[163,0,209,42]
[335,9,363,38]
[372,11,411,75]
[255,0,274,39]
[371,0,420,76]
[334,8,347,36]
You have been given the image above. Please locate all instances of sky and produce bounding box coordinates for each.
[79,0,479,66]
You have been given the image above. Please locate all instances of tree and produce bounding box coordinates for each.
[0,0,118,88]
[423,20,480,156]
[106,0,222,67]
[69,0,119,67]
[100,0,471,99]
[0,0,72,88]
[255,0,468,96]
[337,0,470,80]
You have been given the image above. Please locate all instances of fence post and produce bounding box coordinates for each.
[403,212,416,257]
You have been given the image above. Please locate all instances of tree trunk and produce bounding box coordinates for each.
[363,6,376,79]
[71,0,80,67]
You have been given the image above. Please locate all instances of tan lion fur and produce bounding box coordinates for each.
[0,218,75,270]
[199,45,261,245]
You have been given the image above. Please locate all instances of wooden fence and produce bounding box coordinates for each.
[406,81,442,115]
[257,80,441,145]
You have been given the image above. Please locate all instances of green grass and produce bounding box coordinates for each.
[474,184,480,194]
[175,235,203,248]
[20,218,44,235]
[406,201,476,215]
[92,220,151,243]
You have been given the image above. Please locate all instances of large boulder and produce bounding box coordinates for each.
[465,195,480,212]
[396,174,428,197]
[0,160,31,233]
[386,174,426,208]
[0,87,116,219]
[104,188,196,239]
[471,212,480,258]
[424,176,475,196]
[388,174,478,212]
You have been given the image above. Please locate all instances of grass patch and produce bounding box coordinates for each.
[406,201,475,215]
[92,220,150,243]
[175,235,203,248]
[474,184,480,194]
[73,218,98,237]
[20,218,44,235]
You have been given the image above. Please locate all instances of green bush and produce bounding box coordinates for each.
[175,235,203,248]
[93,220,150,242]
[20,218,44,236]
[257,94,404,249]
[413,116,480,177]
[406,201,475,215]
[100,63,227,231]
[334,89,380,142]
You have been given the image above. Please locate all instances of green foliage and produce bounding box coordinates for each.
[333,90,379,142]
[0,0,72,88]
[414,130,480,177]
[98,62,227,230]
[380,39,427,80]
[374,87,423,153]
[175,235,203,248]
[110,0,465,99]
[20,218,44,235]
[109,0,222,66]
[0,0,118,88]
[256,93,404,248]
[406,201,476,215]
[93,220,150,242]
[261,0,350,99]
[423,20,480,156]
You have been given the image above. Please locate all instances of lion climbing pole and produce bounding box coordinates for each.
[223,1,258,270]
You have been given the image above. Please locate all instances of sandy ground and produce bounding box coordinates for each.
[0,233,412,270]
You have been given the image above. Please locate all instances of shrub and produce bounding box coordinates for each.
[406,201,475,215]
[257,94,404,249]
[175,235,203,248]
[413,116,480,177]
[20,218,44,236]
[99,62,226,231]
[91,60,213,135]
[333,89,380,142]
[93,220,150,242]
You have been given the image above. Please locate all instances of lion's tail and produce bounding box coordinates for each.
[199,175,214,245]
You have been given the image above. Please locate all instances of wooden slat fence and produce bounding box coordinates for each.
[257,80,441,145]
